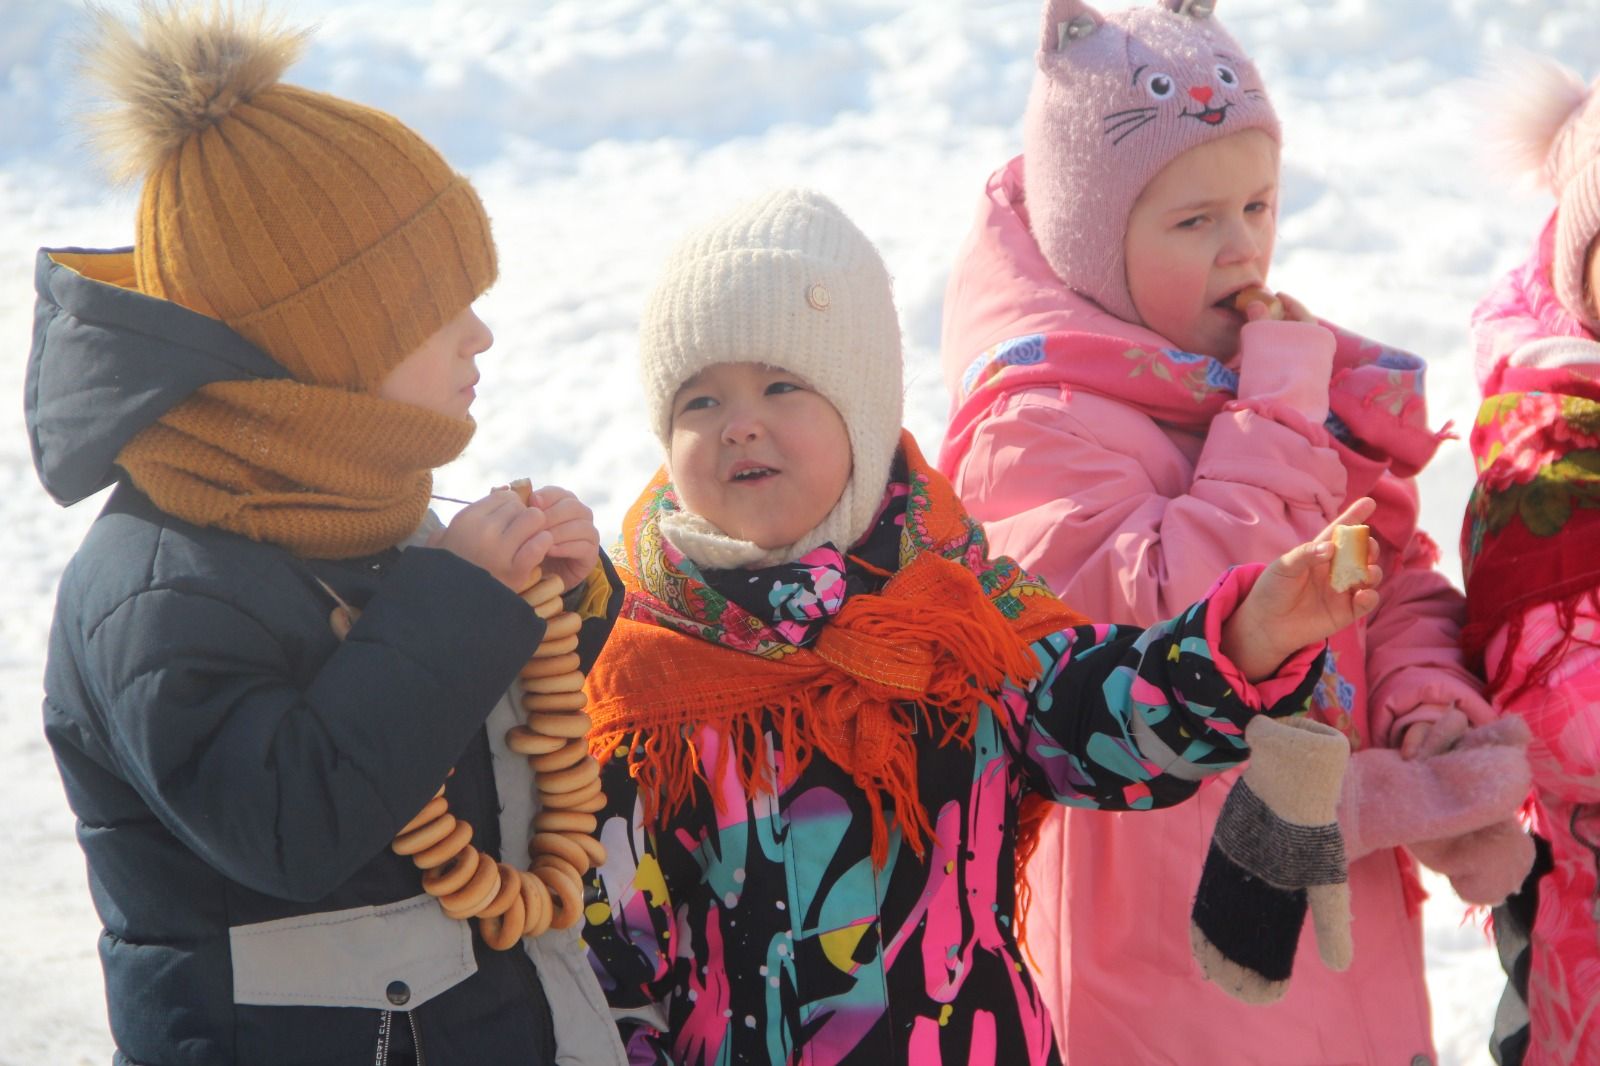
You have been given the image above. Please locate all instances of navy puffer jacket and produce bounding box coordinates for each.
[29,247,617,1065]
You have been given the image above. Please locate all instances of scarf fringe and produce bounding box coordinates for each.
[595,553,1052,871]
[1465,588,1600,707]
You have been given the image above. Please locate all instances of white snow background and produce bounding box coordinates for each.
[3,1,1599,1062]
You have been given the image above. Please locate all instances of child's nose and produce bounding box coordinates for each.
[721,414,764,445]
[462,309,493,355]
[1218,221,1265,265]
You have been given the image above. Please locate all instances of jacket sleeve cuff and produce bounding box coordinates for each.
[1202,562,1327,711]
[1235,319,1336,422]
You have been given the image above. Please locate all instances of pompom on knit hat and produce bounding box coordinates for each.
[1022,0,1280,325]
[83,2,497,391]
[1486,54,1600,334]
[638,189,904,569]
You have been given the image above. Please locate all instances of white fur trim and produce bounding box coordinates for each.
[1509,334,1600,370]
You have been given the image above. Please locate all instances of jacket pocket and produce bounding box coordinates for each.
[230,893,475,1010]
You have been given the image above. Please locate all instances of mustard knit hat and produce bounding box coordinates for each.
[86,3,497,391]
[639,189,905,568]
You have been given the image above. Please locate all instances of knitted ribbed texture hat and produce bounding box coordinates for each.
[85,3,497,391]
[1022,0,1280,325]
[1490,55,1600,334]
[639,189,904,567]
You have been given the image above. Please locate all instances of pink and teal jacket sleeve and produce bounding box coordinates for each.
[580,566,1322,1066]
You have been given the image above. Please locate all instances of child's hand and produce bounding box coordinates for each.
[1276,292,1316,324]
[429,488,553,592]
[1242,289,1317,324]
[1221,498,1382,682]
[522,486,600,592]
[1398,707,1471,760]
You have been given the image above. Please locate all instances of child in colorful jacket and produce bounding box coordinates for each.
[30,7,622,1064]
[579,187,1384,1066]
[1462,56,1600,1066]
[936,2,1534,1063]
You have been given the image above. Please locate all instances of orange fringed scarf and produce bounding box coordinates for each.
[585,432,1083,875]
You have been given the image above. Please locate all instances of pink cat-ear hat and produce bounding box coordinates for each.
[1022,0,1281,325]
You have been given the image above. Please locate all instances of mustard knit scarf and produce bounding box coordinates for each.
[118,379,474,559]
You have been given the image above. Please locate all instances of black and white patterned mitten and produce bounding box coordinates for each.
[1190,715,1352,1004]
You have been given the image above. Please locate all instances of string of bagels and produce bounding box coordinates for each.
[316,455,1367,950]
[324,478,606,948]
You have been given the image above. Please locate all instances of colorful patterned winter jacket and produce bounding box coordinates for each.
[936,158,1484,1065]
[580,448,1322,1066]
[1466,215,1600,1066]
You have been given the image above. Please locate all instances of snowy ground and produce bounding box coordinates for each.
[4,1,1599,1062]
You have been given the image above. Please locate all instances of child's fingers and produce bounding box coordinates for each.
[1400,724,1426,760]
[1318,497,1377,540]
[1418,708,1472,759]
[543,535,599,560]
[1277,291,1315,323]
[528,486,593,518]
[1277,537,1329,577]
[538,499,594,535]
[510,529,556,580]
[453,488,529,533]
[1351,586,1379,620]
[542,515,599,546]
[505,504,551,542]
[526,485,571,507]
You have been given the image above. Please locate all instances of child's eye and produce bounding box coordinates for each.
[1175,215,1206,230]
[1245,200,1270,214]
[765,381,802,395]
[678,395,717,413]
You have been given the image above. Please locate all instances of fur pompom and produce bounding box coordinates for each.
[1477,51,1590,189]
[81,2,309,183]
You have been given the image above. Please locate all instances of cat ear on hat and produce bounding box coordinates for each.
[1038,0,1103,54]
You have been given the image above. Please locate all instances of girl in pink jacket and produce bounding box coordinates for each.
[937,2,1534,1063]
[1462,56,1600,1066]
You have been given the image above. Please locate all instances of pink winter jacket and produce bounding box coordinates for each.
[937,158,1486,1065]
[1473,217,1600,1066]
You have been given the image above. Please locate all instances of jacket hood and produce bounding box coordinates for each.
[939,156,1168,402]
[27,247,289,505]
[1470,212,1598,393]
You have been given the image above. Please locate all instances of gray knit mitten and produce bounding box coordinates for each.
[1191,715,1353,1004]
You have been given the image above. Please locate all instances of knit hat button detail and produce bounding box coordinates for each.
[807,283,832,310]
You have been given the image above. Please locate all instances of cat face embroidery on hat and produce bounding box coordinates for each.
[1022,0,1281,324]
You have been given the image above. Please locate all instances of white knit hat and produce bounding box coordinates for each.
[639,188,904,569]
